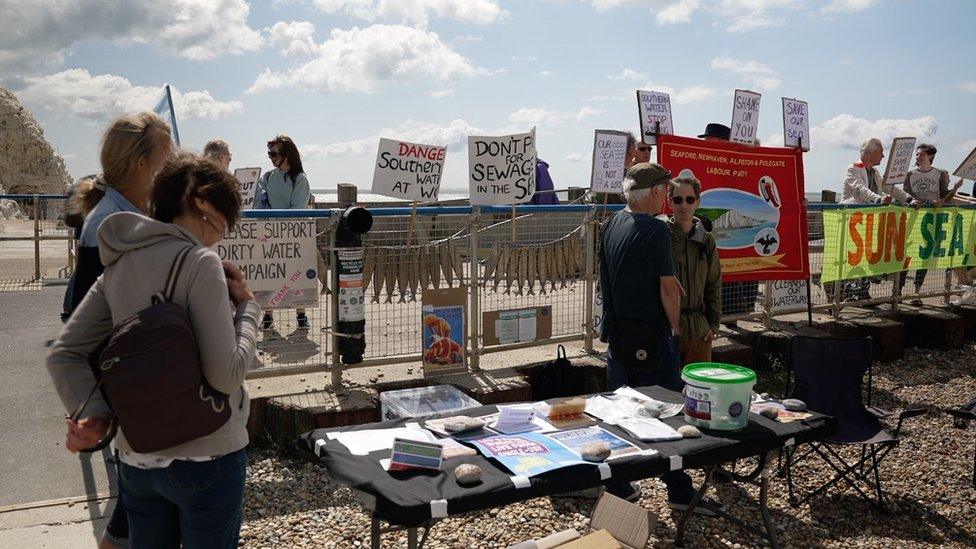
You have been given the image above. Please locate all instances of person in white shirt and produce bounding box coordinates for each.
[841,138,914,205]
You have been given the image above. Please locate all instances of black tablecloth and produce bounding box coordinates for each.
[297,386,833,527]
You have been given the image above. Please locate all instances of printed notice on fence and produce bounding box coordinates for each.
[590,130,629,193]
[636,90,673,145]
[770,279,808,312]
[234,167,261,209]
[882,137,917,189]
[217,219,319,309]
[781,98,810,151]
[371,138,445,202]
[731,89,762,145]
[468,128,537,206]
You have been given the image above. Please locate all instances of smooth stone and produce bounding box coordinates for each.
[455,464,482,485]
[678,425,702,438]
[463,417,485,430]
[640,403,662,418]
[783,398,807,411]
[580,441,612,462]
[444,418,469,433]
[759,407,779,419]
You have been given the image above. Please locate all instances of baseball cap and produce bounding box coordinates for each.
[624,162,677,190]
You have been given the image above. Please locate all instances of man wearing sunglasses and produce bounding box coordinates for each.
[667,176,722,364]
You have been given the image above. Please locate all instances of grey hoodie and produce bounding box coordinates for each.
[47,211,261,458]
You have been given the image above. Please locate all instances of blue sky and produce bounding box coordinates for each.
[3,0,975,196]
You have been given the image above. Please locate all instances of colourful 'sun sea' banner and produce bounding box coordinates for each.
[821,206,976,282]
[657,134,809,282]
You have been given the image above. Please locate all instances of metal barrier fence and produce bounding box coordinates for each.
[0,194,74,286]
[2,196,968,382]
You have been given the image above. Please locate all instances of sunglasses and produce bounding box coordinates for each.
[670,196,698,205]
[636,146,652,153]
[268,151,280,158]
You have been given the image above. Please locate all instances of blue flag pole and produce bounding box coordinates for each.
[164,84,181,148]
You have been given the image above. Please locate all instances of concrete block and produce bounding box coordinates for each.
[891,307,964,349]
[826,316,905,362]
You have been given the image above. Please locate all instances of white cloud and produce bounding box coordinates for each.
[609,68,648,81]
[19,69,242,120]
[726,15,785,33]
[812,114,938,149]
[711,56,780,90]
[958,82,976,93]
[840,58,855,67]
[248,25,485,94]
[0,0,263,76]
[956,139,976,154]
[264,20,318,57]
[508,108,565,127]
[312,0,507,26]
[821,0,879,15]
[885,88,929,97]
[673,85,716,104]
[428,88,455,98]
[512,55,537,62]
[564,152,585,162]
[575,106,605,121]
[655,0,700,24]
[538,70,554,76]
[592,82,716,104]
[303,118,481,157]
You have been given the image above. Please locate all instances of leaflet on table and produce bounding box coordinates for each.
[488,404,559,434]
[472,433,587,476]
[585,387,682,424]
[749,400,813,423]
[328,425,438,455]
[546,427,644,460]
[388,437,444,471]
[440,437,477,458]
[615,418,682,442]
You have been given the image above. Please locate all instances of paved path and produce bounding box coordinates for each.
[0,286,111,547]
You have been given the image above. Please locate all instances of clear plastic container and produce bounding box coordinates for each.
[379,385,482,421]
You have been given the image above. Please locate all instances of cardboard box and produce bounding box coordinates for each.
[506,493,656,549]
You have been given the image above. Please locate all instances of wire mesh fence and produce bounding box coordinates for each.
[0,195,73,286]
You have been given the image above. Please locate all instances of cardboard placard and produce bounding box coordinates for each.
[233,167,261,209]
[217,219,319,308]
[590,130,629,194]
[770,279,807,312]
[781,97,810,151]
[730,89,762,145]
[371,138,445,202]
[882,136,917,189]
[482,306,552,347]
[954,144,976,180]
[636,90,673,145]
[468,128,537,206]
[422,288,468,376]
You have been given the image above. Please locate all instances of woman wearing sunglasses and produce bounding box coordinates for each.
[256,135,312,330]
[666,176,722,365]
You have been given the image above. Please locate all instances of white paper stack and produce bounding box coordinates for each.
[491,404,540,434]
[616,417,682,442]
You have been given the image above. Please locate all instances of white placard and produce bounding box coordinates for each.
[371,138,445,202]
[953,145,976,180]
[770,279,808,312]
[636,90,674,145]
[217,219,319,309]
[781,98,810,151]
[468,128,537,206]
[882,137,917,188]
[730,89,762,145]
[233,167,261,209]
[593,284,604,335]
[590,130,629,194]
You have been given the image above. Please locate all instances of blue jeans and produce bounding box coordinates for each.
[606,341,695,503]
[119,449,247,549]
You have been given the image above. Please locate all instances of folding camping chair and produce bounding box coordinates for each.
[782,336,925,512]
[947,397,976,488]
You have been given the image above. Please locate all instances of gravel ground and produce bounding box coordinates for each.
[240,345,976,548]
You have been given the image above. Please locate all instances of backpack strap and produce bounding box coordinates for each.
[152,246,194,305]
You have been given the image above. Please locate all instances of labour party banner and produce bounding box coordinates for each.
[821,206,976,282]
[657,134,808,281]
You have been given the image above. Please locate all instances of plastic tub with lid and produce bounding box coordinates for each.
[681,362,757,431]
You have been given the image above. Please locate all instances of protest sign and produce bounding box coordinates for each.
[770,279,808,312]
[422,288,467,375]
[371,138,445,202]
[233,167,261,209]
[730,89,762,145]
[657,134,808,281]
[821,206,976,282]
[468,128,537,206]
[781,98,810,151]
[217,219,319,308]
[590,130,629,194]
[882,137,917,189]
[636,90,673,145]
[954,144,976,180]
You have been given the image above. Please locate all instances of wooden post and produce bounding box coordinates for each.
[468,209,481,372]
[337,183,357,206]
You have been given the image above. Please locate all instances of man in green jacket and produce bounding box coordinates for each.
[667,176,722,364]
